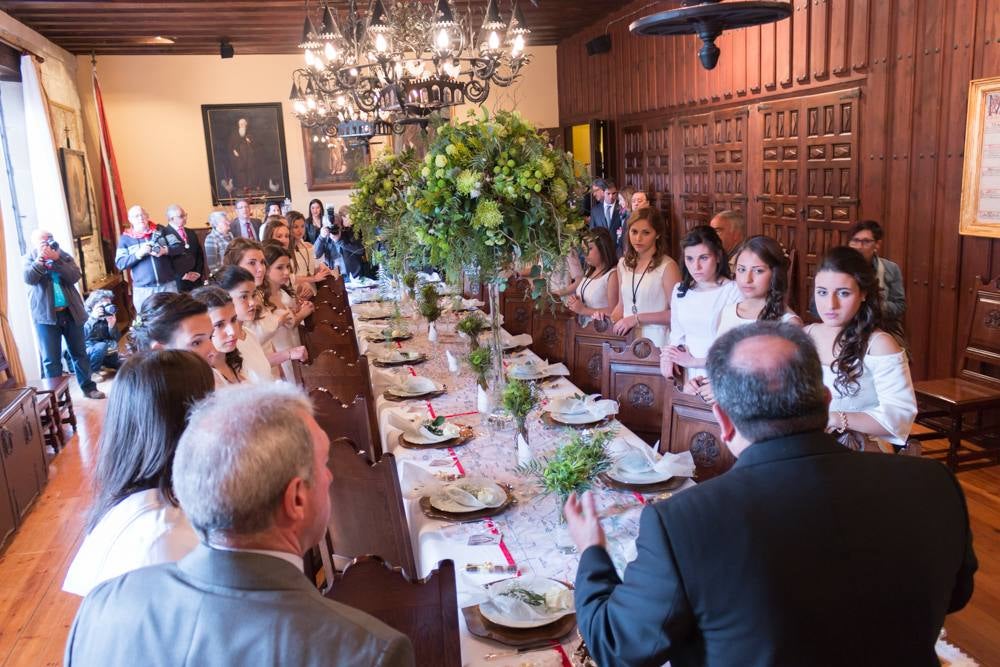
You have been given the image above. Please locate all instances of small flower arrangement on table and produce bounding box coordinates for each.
[516,429,615,508]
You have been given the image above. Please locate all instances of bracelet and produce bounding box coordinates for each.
[838,411,848,433]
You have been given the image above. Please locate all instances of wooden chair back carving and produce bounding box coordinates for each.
[600,337,664,444]
[310,386,382,462]
[499,278,534,337]
[321,436,414,574]
[302,321,359,361]
[324,557,460,667]
[958,276,1000,387]
[569,318,631,394]
[660,388,734,481]
[530,304,574,366]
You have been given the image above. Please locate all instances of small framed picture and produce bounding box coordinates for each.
[302,128,370,190]
[960,75,1000,238]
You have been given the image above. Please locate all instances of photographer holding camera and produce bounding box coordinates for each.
[115,205,185,310]
[83,289,122,378]
[23,229,105,399]
[313,205,347,275]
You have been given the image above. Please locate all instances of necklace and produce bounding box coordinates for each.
[630,259,653,315]
[578,266,608,306]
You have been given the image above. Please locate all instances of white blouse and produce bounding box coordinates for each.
[63,488,199,597]
[237,329,275,383]
[292,242,317,297]
[715,303,801,337]
[815,330,917,447]
[617,257,678,347]
[575,269,613,309]
[668,280,742,381]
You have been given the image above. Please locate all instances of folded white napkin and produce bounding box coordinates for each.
[390,375,437,395]
[446,297,484,311]
[500,331,532,348]
[480,576,575,623]
[609,437,696,477]
[508,360,571,379]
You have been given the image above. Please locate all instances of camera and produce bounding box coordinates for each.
[45,239,60,251]
[326,206,341,234]
[96,304,117,318]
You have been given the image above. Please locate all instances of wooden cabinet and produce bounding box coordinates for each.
[0,388,48,550]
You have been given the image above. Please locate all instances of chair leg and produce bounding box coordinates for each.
[48,393,65,451]
[59,388,77,432]
[947,411,962,472]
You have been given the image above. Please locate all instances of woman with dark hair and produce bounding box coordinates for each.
[256,242,313,379]
[286,210,332,298]
[62,350,214,596]
[305,198,325,243]
[222,237,267,288]
[556,228,620,320]
[611,207,681,344]
[190,286,245,387]
[716,235,802,335]
[128,292,215,365]
[258,213,286,246]
[662,225,741,387]
[807,246,916,453]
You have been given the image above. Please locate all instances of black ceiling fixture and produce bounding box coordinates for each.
[629,0,791,70]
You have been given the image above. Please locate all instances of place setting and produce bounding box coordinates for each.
[383,374,447,402]
[418,476,515,522]
[600,437,696,493]
[541,394,619,429]
[370,348,428,367]
[365,326,414,343]
[506,359,570,386]
[462,575,577,648]
[395,415,475,449]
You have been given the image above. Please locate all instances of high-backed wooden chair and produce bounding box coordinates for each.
[302,321,360,361]
[908,276,1000,470]
[300,349,367,392]
[320,436,416,576]
[660,389,734,481]
[568,318,631,394]
[324,557,459,667]
[500,278,534,337]
[530,303,574,366]
[600,338,665,445]
[309,384,381,462]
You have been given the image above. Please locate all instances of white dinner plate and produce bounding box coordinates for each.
[403,423,461,444]
[387,381,443,397]
[606,465,674,485]
[479,577,575,629]
[509,368,548,380]
[377,351,421,363]
[429,479,507,513]
[548,410,604,425]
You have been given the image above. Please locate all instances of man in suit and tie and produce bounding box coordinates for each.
[590,178,624,254]
[165,204,205,292]
[566,321,977,667]
[230,198,262,240]
[65,383,414,667]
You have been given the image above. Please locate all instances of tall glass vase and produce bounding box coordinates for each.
[486,280,511,426]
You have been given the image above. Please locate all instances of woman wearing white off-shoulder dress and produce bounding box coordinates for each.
[807,246,916,453]
[611,208,681,347]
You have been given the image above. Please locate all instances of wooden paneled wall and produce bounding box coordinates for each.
[557,0,1000,381]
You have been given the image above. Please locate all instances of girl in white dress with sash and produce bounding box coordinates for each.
[190,286,248,388]
[806,246,916,453]
[555,228,621,320]
[611,208,681,346]
[261,242,314,381]
[662,225,742,386]
[288,211,331,299]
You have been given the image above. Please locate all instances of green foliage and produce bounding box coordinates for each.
[423,416,446,436]
[501,378,539,423]
[456,313,488,340]
[418,283,442,322]
[467,346,493,390]
[516,429,615,499]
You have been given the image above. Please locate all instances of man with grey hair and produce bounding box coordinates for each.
[65,383,414,666]
[165,203,205,292]
[565,322,976,667]
[115,205,184,310]
[709,209,746,265]
[203,210,233,276]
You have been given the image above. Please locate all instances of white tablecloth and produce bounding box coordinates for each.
[350,293,694,667]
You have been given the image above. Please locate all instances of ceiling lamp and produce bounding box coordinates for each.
[630,0,791,70]
[289,0,532,143]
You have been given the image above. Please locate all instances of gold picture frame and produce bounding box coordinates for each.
[959,75,1000,238]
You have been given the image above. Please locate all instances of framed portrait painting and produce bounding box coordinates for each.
[960,75,1000,238]
[302,129,370,190]
[58,148,94,238]
[201,103,291,205]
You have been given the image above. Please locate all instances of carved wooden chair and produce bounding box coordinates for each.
[500,278,534,338]
[908,276,1000,470]
[309,383,382,462]
[319,436,416,577]
[660,389,734,481]
[568,318,631,394]
[600,338,665,445]
[530,303,574,366]
[324,557,460,667]
[301,321,360,361]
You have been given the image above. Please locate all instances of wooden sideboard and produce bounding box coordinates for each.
[0,389,47,550]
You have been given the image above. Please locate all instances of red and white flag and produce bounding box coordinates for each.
[92,63,127,241]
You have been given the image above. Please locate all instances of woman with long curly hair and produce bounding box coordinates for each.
[610,207,681,345]
[806,246,916,453]
[716,235,802,335]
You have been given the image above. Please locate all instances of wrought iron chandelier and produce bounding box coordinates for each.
[289,0,532,144]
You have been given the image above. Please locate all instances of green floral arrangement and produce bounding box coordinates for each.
[418,283,442,323]
[402,271,419,298]
[467,346,493,391]
[501,379,539,428]
[457,313,489,348]
[407,109,588,293]
[349,148,423,276]
[517,429,615,501]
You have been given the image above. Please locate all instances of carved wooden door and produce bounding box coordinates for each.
[622,124,646,195]
[679,114,712,233]
[756,88,860,313]
[711,108,748,216]
[645,119,673,244]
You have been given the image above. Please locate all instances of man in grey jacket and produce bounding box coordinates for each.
[23,229,104,399]
[65,382,413,667]
[848,220,906,337]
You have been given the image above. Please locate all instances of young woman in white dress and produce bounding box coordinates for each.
[611,208,681,346]
[662,225,742,387]
[694,235,802,403]
[288,210,331,298]
[62,350,214,596]
[807,246,917,453]
[191,286,247,388]
[554,228,621,320]
[214,265,292,382]
[261,242,314,380]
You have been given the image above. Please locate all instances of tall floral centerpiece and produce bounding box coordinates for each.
[407,110,587,400]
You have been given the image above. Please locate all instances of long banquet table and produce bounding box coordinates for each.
[350,288,695,667]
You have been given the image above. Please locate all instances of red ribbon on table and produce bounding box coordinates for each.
[443,410,478,418]
[407,366,417,377]
[484,518,518,574]
[632,492,647,505]
[446,447,465,476]
[548,640,573,667]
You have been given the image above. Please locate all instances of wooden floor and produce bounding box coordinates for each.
[0,397,998,666]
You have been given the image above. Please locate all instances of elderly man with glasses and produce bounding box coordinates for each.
[847,219,906,337]
[165,204,205,292]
